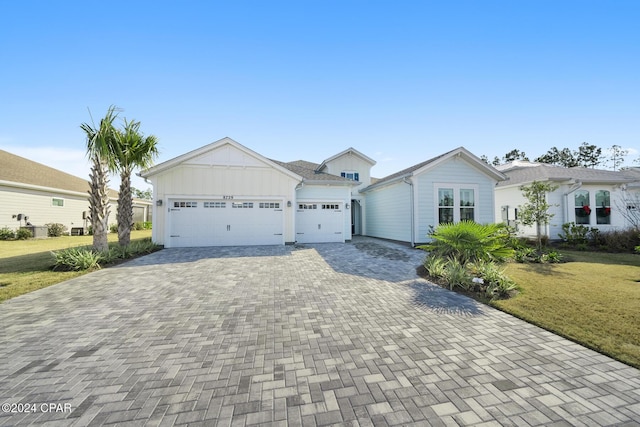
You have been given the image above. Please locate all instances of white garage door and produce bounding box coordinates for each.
[168,199,283,247]
[296,202,344,243]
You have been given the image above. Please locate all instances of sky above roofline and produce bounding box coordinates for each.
[1,1,639,191]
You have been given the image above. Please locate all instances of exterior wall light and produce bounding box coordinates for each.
[287,201,292,207]
[156,199,163,206]
[346,203,350,209]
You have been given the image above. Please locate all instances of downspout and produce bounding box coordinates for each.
[403,177,415,247]
[564,180,582,226]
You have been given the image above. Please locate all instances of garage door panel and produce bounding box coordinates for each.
[296,202,344,243]
[168,199,283,247]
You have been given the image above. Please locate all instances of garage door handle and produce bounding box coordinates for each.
[318,224,321,230]
[227,225,231,231]
[170,235,180,237]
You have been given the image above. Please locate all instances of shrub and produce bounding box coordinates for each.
[467,260,518,299]
[442,258,472,291]
[418,221,514,263]
[0,227,15,240]
[134,222,145,231]
[598,228,640,253]
[143,221,152,229]
[558,222,589,245]
[424,255,447,280]
[109,223,118,234]
[45,223,68,237]
[514,247,563,263]
[16,228,32,240]
[52,247,103,271]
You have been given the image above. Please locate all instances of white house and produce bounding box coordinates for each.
[495,161,640,240]
[0,149,151,235]
[140,139,505,247]
[360,147,506,245]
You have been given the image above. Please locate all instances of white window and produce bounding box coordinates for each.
[434,184,478,224]
[322,204,340,210]
[298,204,317,210]
[204,202,225,208]
[340,171,359,181]
[595,190,611,225]
[174,201,197,208]
[574,190,590,225]
[259,202,280,209]
[232,202,253,208]
[52,198,64,207]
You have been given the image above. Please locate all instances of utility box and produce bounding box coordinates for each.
[21,226,48,238]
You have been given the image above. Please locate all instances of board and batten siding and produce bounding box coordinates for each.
[363,181,411,242]
[296,184,353,240]
[414,159,497,243]
[150,164,298,245]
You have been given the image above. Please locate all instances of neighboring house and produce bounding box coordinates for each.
[141,139,505,247]
[0,149,151,234]
[360,147,506,245]
[495,161,640,240]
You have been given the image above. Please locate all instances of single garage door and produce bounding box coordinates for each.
[168,199,283,247]
[296,202,344,243]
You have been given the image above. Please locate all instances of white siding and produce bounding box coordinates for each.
[296,185,352,240]
[414,158,496,243]
[364,182,411,242]
[0,185,93,232]
[323,154,374,194]
[495,182,630,240]
[150,144,299,246]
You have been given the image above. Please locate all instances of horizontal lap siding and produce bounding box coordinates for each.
[0,186,93,231]
[151,165,298,245]
[415,159,497,243]
[364,182,411,242]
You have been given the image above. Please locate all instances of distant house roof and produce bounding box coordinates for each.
[0,149,139,201]
[496,161,638,187]
[361,146,506,192]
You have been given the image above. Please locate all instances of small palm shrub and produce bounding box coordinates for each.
[424,255,447,280]
[0,227,15,240]
[52,247,103,271]
[45,223,68,237]
[468,260,518,299]
[443,258,472,291]
[418,221,514,263]
[16,228,32,240]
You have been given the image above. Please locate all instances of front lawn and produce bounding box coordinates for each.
[497,250,640,369]
[0,230,153,303]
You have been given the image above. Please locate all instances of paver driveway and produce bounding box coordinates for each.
[1,237,639,426]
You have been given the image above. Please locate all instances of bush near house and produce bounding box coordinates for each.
[45,223,68,237]
[16,228,32,240]
[559,222,640,253]
[0,227,15,240]
[51,238,159,271]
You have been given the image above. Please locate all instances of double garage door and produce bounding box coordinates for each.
[168,199,283,247]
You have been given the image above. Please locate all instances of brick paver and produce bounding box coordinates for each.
[1,237,639,426]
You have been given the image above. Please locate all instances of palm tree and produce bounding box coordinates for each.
[80,106,119,252]
[113,118,159,246]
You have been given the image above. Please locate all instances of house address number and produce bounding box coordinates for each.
[223,195,234,200]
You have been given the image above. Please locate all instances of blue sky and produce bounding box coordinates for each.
[1,1,639,190]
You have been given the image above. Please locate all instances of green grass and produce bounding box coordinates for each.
[0,230,153,303]
[497,250,640,368]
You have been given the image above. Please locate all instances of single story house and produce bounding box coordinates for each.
[0,149,151,234]
[140,138,506,247]
[495,161,640,240]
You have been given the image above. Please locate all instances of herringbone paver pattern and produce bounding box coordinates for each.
[1,237,639,426]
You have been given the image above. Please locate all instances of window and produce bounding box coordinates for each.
[259,202,280,209]
[460,189,475,221]
[204,202,225,208]
[574,190,590,225]
[438,188,454,224]
[322,204,340,210]
[52,198,64,207]
[595,190,611,225]
[174,201,197,208]
[232,202,253,208]
[298,203,317,210]
[340,171,360,181]
[435,185,477,224]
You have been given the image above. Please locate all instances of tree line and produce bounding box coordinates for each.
[481,142,635,171]
[81,106,158,252]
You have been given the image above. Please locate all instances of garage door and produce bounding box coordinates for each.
[168,199,283,247]
[296,202,344,243]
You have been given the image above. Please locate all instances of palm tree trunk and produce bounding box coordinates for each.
[117,168,133,246]
[88,155,110,252]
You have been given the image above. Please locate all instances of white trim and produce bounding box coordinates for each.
[433,183,480,224]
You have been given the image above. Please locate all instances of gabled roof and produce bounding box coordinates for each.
[496,161,638,188]
[0,149,119,198]
[140,137,302,181]
[361,146,506,192]
[317,147,376,172]
[270,159,356,185]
